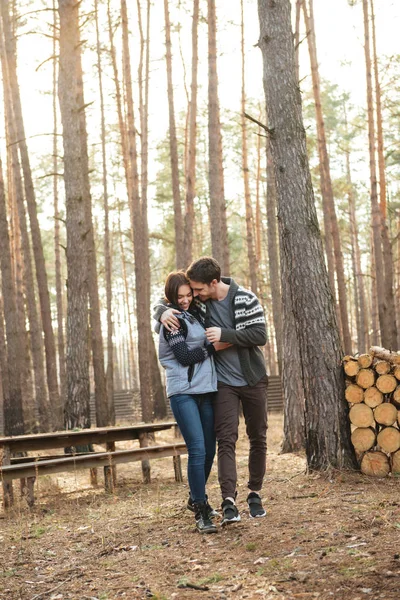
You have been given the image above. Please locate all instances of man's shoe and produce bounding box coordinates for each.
[221,498,241,525]
[247,492,266,518]
[187,494,219,519]
[193,502,218,534]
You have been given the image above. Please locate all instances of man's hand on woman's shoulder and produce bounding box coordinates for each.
[161,308,181,331]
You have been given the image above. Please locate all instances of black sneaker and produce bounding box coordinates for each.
[247,492,266,518]
[187,494,219,519]
[221,498,241,525]
[193,502,218,534]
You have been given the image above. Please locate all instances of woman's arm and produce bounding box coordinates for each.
[164,326,215,366]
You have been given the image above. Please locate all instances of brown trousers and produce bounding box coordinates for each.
[213,375,268,499]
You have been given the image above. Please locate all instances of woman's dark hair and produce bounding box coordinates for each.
[186,256,221,284]
[164,271,191,306]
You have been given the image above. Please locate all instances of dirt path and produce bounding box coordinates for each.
[1,415,399,600]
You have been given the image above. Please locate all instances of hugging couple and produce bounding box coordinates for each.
[155,256,268,534]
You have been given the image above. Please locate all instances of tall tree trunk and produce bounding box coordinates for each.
[95,0,115,425]
[183,0,199,269]
[0,0,60,425]
[303,0,352,355]
[137,0,167,419]
[58,0,90,430]
[294,0,302,82]
[0,156,23,436]
[362,0,388,348]
[74,7,109,428]
[121,0,152,425]
[258,0,357,470]
[164,0,184,269]
[240,0,258,294]
[370,0,397,348]
[207,0,229,274]
[53,0,66,427]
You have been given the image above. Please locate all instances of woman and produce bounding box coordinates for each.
[158,272,227,534]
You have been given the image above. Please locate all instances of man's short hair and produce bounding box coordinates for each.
[164,271,190,306]
[186,257,221,284]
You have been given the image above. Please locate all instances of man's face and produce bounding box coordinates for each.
[189,279,217,302]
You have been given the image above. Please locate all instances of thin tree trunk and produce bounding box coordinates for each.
[207,0,229,274]
[258,0,357,470]
[164,0,184,269]
[183,0,199,269]
[74,6,109,428]
[370,0,397,348]
[53,0,66,428]
[0,156,23,436]
[95,0,115,425]
[58,0,90,430]
[294,0,302,82]
[0,0,60,425]
[241,0,257,294]
[362,0,387,348]
[303,0,352,355]
[121,0,152,425]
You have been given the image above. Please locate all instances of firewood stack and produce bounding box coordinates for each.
[344,346,400,477]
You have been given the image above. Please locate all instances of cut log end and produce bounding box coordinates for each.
[360,451,390,477]
[374,402,398,426]
[358,354,373,368]
[344,360,360,377]
[345,384,364,404]
[349,403,374,428]
[351,427,376,452]
[374,360,391,375]
[356,369,375,390]
[377,427,400,454]
[376,374,397,394]
[363,386,383,408]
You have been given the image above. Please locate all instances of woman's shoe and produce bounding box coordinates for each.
[187,494,220,519]
[193,502,218,534]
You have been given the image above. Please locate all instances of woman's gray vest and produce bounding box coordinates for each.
[159,315,217,398]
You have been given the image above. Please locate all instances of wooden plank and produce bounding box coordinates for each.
[0,443,187,481]
[0,422,177,453]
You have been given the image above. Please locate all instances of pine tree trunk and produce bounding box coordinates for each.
[0,157,23,436]
[0,0,60,424]
[294,0,301,82]
[183,0,199,269]
[53,0,66,428]
[58,0,90,430]
[240,0,258,294]
[258,0,357,470]
[362,0,388,348]
[266,140,283,373]
[370,0,397,348]
[164,0,184,269]
[303,0,352,355]
[207,0,229,274]
[95,0,115,425]
[121,0,152,423]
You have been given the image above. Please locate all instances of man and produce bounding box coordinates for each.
[155,257,268,524]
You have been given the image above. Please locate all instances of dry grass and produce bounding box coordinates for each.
[1,414,400,600]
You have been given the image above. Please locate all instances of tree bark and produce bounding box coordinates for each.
[58,0,90,430]
[303,0,352,355]
[164,0,184,269]
[207,0,229,274]
[95,0,115,425]
[0,0,61,425]
[370,0,397,348]
[240,0,258,294]
[0,156,23,436]
[257,0,357,470]
[183,0,199,269]
[362,0,389,348]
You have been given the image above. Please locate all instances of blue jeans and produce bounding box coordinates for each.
[169,393,216,504]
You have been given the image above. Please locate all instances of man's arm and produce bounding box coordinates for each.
[153,298,180,331]
[206,324,266,347]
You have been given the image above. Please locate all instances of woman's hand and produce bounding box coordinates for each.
[161,308,181,331]
[205,327,222,342]
[213,341,233,351]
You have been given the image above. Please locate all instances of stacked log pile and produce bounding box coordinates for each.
[344,346,400,477]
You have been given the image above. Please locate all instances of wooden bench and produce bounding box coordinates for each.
[0,422,186,508]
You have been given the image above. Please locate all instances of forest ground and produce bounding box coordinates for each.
[1,414,399,600]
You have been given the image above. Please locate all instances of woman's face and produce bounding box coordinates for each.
[177,284,193,311]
